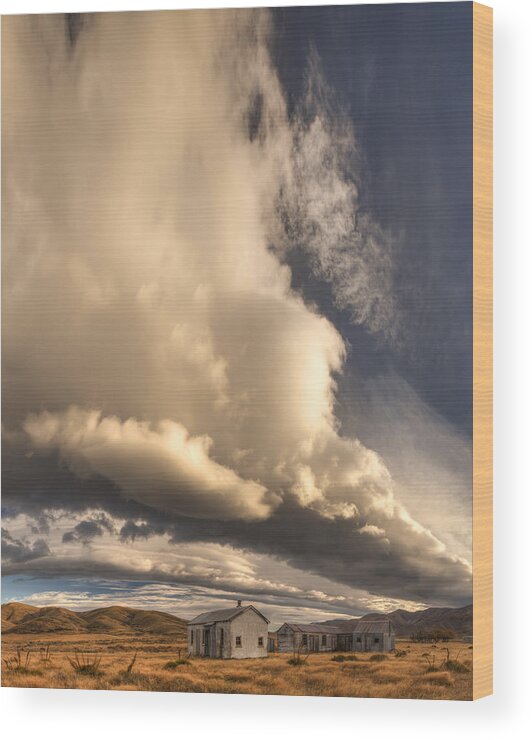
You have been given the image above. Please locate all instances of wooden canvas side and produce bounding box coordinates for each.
[473,1,493,701]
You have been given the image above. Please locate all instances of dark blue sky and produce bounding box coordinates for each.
[272,2,472,435]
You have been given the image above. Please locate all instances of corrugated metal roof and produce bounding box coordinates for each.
[352,620,394,634]
[188,605,269,625]
[188,607,242,624]
[281,623,345,634]
[278,619,394,635]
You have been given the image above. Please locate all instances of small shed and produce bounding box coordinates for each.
[276,623,342,653]
[187,601,269,659]
[352,620,395,652]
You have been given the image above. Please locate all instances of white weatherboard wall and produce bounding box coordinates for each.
[187,608,268,659]
[229,609,268,659]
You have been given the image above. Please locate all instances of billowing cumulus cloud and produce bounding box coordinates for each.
[24,407,277,521]
[2,9,472,613]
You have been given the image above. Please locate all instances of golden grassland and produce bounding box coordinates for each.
[1,633,473,700]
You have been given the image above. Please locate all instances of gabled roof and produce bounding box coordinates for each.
[188,605,269,625]
[352,620,394,634]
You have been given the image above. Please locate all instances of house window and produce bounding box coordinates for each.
[374,637,379,644]
[190,631,194,646]
[302,634,308,646]
[321,635,327,646]
[258,636,264,647]
[356,637,362,643]
[236,635,242,647]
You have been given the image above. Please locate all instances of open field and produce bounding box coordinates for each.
[1,634,472,699]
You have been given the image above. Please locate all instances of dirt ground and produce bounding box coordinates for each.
[1,633,473,700]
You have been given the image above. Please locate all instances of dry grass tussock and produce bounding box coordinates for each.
[67,652,103,676]
[1,634,473,700]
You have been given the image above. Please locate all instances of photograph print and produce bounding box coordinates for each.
[2,2,490,700]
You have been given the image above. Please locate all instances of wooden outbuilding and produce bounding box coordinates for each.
[352,620,395,652]
[187,601,269,659]
[276,623,343,653]
[276,619,395,654]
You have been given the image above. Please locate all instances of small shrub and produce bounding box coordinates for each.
[394,650,407,658]
[423,653,439,672]
[331,654,358,662]
[75,664,102,676]
[441,647,470,673]
[163,659,191,670]
[369,653,387,662]
[288,648,310,666]
[443,659,470,674]
[67,652,103,676]
[2,649,41,675]
[10,667,42,676]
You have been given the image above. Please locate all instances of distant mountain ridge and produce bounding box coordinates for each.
[319,604,472,636]
[2,601,472,638]
[1,602,187,637]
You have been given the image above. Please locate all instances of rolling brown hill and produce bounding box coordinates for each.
[1,601,40,632]
[319,604,472,637]
[1,602,187,637]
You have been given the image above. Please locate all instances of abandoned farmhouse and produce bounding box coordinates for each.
[187,601,395,659]
[187,601,269,659]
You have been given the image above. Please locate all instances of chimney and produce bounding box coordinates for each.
[237,600,242,608]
